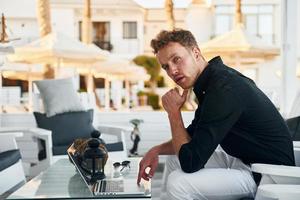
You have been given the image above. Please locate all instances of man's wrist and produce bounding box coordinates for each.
[167,109,181,120]
[151,145,161,155]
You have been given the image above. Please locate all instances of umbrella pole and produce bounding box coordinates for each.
[55,58,61,78]
[87,66,93,93]
[104,77,110,110]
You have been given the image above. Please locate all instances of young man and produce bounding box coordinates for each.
[137,29,295,200]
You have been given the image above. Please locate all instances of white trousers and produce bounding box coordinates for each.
[160,147,257,200]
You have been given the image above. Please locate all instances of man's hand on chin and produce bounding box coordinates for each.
[162,88,188,115]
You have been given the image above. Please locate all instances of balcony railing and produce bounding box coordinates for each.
[93,41,113,52]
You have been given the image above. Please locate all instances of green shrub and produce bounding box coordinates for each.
[147,93,160,110]
[157,75,166,87]
[133,55,161,90]
[137,90,147,96]
[77,88,87,93]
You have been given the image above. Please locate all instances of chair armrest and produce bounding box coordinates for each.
[0,132,23,152]
[97,124,132,133]
[97,125,132,143]
[294,141,300,148]
[295,147,300,166]
[252,163,300,184]
[97,125,132,159]
[0,127,53,165]
[251,164,300,178]
[26,128,53,165]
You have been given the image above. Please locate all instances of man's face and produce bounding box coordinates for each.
[156,42,201,89]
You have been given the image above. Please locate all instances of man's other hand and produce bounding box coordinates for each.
[137,147,159,186]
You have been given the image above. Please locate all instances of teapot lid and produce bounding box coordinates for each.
[83,139,106,159]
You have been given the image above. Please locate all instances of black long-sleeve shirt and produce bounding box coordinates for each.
[179,56,295,173]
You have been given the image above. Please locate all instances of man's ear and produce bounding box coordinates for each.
[193,47,201,60]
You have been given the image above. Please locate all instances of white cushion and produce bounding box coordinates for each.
[34,78,85,117]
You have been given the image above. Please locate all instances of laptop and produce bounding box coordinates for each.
[67,148,151,198]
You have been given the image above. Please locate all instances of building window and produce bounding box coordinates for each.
[214,5,275,44]
[79,21,112,51]
[78,21,82,41]
[93,22,112,51]
[215,15,233,35]
[123,21,137,39]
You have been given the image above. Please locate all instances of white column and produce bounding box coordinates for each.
[125,80,130,108]
[281,0,298,116]
[82,0,92,44]
[54,58,61,78]
[113,80,122,110]
[87,67,93,93]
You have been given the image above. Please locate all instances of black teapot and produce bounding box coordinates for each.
[83,140,106,181]
[68,130,108,183]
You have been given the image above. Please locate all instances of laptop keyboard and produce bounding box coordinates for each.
[95,180,124,193]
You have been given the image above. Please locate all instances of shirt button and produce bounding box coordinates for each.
[202,91,206,94]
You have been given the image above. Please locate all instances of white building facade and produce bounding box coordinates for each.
[1,0,145,58]
[51,0,145,57]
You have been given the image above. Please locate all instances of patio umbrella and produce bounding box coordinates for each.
[200,24,280,67]
[92,57,150,110]
[122,67,150,108]
[200,0,280,68]
[1,63,44,81]
[7,32,108,92]
[93,63,150,109]
[76,52,124,76]
[122,65,150,82]
[7,32,107,65]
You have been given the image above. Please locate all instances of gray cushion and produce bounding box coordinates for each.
[106,142,124,152]
[286,116,300,141]
[53,145,70,155]
[34,109,96,155]
[34,78,85,117]
[0,149,22,172]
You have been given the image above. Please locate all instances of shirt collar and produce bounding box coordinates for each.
[193,56,224,98]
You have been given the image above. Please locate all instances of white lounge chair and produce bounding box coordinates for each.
[0,124,130,178]
[252,144,300,200]
[0,127,52,178]
[0,132,26,197]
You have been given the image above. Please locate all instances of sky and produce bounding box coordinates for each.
[133,0,193,8]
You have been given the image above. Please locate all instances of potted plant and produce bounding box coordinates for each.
[137,91,148,106]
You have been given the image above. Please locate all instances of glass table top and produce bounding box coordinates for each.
[8,157,151,199]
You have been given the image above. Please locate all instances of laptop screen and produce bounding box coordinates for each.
[67,145,151,198]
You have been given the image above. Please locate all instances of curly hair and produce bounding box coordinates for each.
[151,29,199,54]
